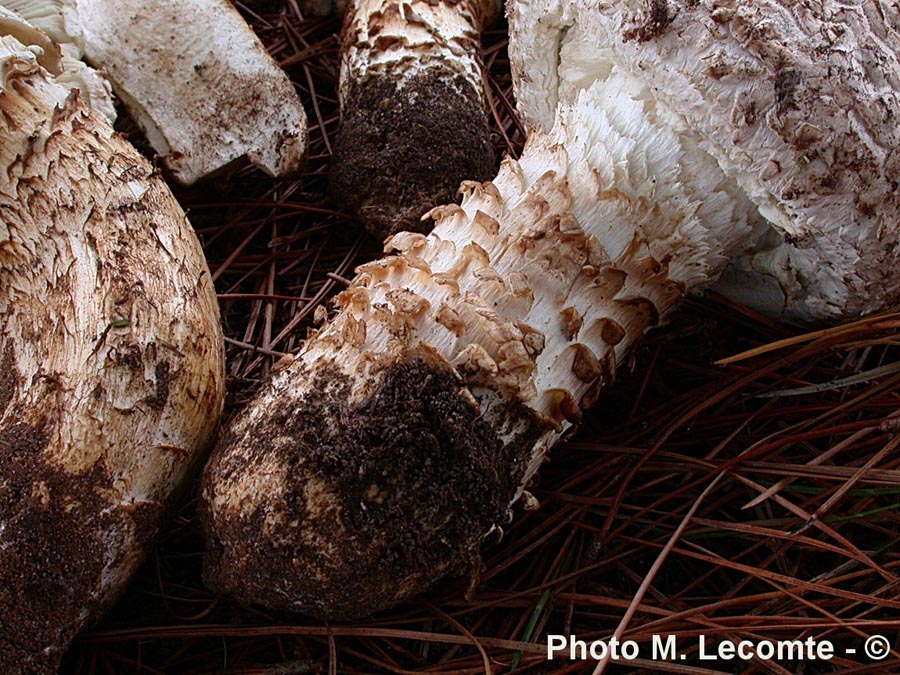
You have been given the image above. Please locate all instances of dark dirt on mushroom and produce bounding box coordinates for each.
[329,71,494,238]
[0,419,164,675]
[201,355,543,619]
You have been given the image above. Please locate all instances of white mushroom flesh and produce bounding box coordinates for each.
[63,0,309,184]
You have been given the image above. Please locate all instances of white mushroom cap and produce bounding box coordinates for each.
[510,0,900,323]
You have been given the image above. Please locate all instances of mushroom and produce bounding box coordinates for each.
[328,0,501,238]
[0,0,116,121]
[0,10,224,671]
[56,0,309,185]
[200,0,900,618]
[510,0,900,324]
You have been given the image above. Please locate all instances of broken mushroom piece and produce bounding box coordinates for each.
[201,0,900,618]
[330,0,500,238]
[62,0,308,185]
[0,14,224,672]
[510,0,900,324]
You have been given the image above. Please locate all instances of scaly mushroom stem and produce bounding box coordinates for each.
[330,0,499,238]
[201,67,766,618]
[0,16,224,672]
[62,0,308,184]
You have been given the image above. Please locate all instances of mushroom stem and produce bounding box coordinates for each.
[329,0,499,238]
[0,17,224,671]
[203,0,900,620]
[200,68,765,619]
